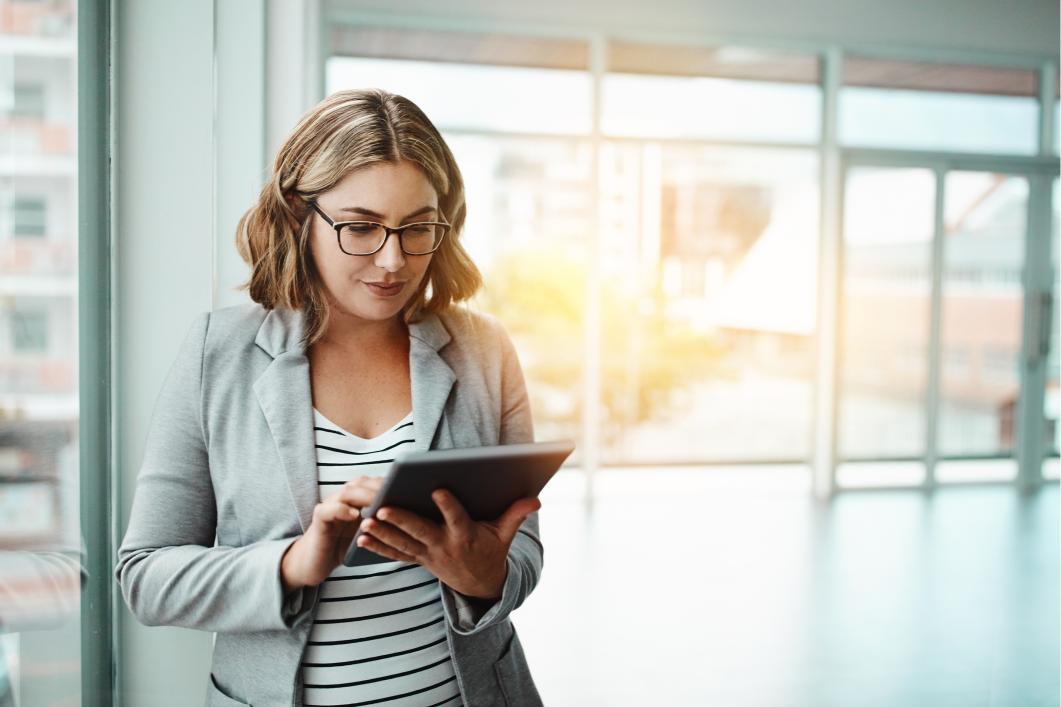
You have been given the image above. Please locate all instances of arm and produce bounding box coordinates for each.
[439,317,543,636]
[113,312,311,633]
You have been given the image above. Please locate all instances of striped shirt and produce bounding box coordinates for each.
[302,407,463,707]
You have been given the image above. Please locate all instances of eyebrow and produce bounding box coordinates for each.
[338,205,438,221]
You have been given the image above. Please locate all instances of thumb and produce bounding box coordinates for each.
[497,497,541,543]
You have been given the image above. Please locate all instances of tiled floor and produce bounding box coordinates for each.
[512,467,1059,707]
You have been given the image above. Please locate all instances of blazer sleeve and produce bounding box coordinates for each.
[439,317,544,636]
[113,312,309,633]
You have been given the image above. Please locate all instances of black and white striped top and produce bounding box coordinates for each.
[301,408,463,707]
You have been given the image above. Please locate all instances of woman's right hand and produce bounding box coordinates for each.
[280,475,385,592]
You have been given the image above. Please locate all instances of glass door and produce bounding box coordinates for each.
[935,171,1029,482]
[836,159,1056,487]
[836,165,937,487]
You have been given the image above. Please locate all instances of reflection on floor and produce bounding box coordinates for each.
[513,467,1059,707]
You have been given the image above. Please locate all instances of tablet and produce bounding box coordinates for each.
[343,439,576,567]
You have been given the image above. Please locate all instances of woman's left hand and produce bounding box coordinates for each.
[356,489,541,601]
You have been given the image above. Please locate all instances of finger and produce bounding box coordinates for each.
[338,484,382,509]
[431,488,474,534]
[343,475,386,494]
[356,532,417,564]
[361,518,428,559]
[494,497,541,544]
[376,506,442,546]
[313,500,361,526]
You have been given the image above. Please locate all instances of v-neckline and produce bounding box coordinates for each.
[313,407,413,442]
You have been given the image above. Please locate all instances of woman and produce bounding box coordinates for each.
[114,88,546,707]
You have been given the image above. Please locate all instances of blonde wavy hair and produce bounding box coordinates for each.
[235,88,482,348]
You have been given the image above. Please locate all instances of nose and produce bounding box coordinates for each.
[373,231,406,271]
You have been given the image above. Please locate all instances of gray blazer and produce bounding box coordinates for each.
[114,302,545,707]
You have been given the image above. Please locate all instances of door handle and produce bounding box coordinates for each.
[1028,291,1053,364]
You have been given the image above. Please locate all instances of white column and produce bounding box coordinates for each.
[115,0,270,704]
[214,0,266,308]
[265,0,322,161]
[115,0,216,703]
[811,47,842,500]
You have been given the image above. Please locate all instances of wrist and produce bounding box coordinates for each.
[465,559,508,602]
[280,538,307,594]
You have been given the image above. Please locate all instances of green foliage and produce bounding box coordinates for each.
[480,248,727,441]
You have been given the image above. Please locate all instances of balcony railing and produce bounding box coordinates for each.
[0,3,74,38]
[0,239,75,276]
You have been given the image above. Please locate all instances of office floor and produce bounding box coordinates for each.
[513,467,1060,707]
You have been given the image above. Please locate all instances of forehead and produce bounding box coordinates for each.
[324,160,438,211]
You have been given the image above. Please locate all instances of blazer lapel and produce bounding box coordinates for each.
[253,307,317,533]
[252,306,456,533]
[407,313,456,455]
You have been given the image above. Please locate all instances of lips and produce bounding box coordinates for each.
[363,281,406,296]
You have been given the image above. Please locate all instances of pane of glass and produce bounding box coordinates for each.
[12,308,49,352]
[840,57,1039,155]
[326,56,592,135]
[444,134,591,464]
[839,167,936,460]
[937,172,1027,462]
[602,43,820,143]
[0,1,82,705]
[13,83,46,119]
[839,89,1038,155]
[14,196,47,236]
[602,73,820,143]
[598,143,820,464]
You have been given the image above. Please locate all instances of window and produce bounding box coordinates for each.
[938,173,1028,457]
[13,197,46,237]
[11,309,48,353]
[323,18,1058,487]
[839,56,1040,155]
[0,1,81,703]
[12,83,46,120]
[603,42,821,143]
[326,27,592,135]
[839,167,936,460]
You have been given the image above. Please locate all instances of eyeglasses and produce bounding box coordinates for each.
[308,201,450,256]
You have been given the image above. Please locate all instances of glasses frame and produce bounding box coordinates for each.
[308,200,450,256]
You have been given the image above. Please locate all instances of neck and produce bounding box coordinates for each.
[319,309,408,354]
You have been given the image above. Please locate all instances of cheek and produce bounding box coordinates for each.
[413,256,434,284]
[311,239,363,282]
[308,236,330,274]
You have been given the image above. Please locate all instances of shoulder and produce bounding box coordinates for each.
[434,305,525,382]
[176,301,269,360]
[204,301,269,338]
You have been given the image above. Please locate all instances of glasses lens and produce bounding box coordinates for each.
[401,223,446,254]
[338,222,386,255]
[337,222,448,255]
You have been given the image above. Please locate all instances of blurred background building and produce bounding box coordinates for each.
[0,0,1057,705]
[0,2,81,705]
